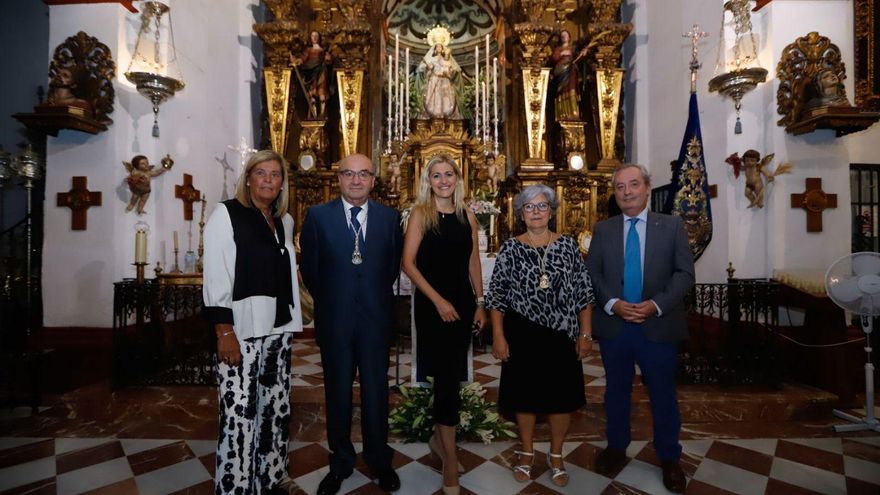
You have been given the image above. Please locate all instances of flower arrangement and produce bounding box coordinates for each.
[389,379,517,443]
[467,197,501,229]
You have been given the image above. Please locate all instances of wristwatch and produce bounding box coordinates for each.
[580,333,593,341]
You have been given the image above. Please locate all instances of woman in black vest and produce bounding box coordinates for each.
[203,149,302,494]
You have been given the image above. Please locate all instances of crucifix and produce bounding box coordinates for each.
[790,177,837,232]
[227,136,257,179]
[57,176,102,230]
[175,173,202,221]
[683,24,709,92]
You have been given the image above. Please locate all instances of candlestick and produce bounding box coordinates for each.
[405,48,410,137]
[134,262,147,284]
[398,82,404,142]
[493,57,499,154]
[387,54,393,151]
[197,194,206,273]
[135,229,147,264]
[474,46,480,138]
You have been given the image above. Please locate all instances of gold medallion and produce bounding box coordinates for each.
[539,273,550,289]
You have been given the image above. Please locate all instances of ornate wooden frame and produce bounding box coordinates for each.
[855,0,880,110]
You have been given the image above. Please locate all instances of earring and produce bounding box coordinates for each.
[246,182,250,186]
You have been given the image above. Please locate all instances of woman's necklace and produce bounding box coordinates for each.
[526,229,551,289]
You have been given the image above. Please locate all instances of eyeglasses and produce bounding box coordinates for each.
[523,202,550,212]
[338,169,375,179]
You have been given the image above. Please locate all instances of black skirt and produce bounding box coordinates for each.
[498,310,586,414]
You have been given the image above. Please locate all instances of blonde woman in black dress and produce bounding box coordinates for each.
[402,155,487,495]
[486,183,594,488]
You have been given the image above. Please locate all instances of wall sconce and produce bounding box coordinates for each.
[708,0,767,134]
[124,1,184,138]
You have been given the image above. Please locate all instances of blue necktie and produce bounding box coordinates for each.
[623,218,642,303]
[349,206,364,248]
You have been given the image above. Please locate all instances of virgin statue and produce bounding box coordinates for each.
[550,30,588,120]
[418,41,462,119]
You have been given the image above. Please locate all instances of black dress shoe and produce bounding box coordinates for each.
[317,472,346,495]
[595,446,628,476]
[661,461,686,493]
[373,467,401,492]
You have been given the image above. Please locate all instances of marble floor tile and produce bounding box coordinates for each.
[693,457,768,495]
[134,457,212,495]
[787,437,844,454]
[55,457,133,495]
[393,461,441,495]
[294,465,371,495]
[120,438,178,457]
[769,457,847,495]
[843,454,880,485]
[615,458,682,495]
[0,456,56,492]
[54,438,113,456]
[459,460,526,495]
[534,460,610,494]
[716,438,778,457]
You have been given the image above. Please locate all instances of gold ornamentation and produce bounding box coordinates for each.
[336,70,364,156]
[776,31,880,135]
[590,0,623,24]
[854,0,880,110]
[670,137,712,259]
[521,68,551,164]
[426,25,452,47]
[514,22,554,68]
[263,68,292,154]
[299,120,328,169]
[253,20,301,68]
[596,68,624,170]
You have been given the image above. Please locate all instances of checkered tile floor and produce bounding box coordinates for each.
[1,340,878,494]
[1,436,878,494]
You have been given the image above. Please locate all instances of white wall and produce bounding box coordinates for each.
[42,0,259,327]
[628,0,880,282]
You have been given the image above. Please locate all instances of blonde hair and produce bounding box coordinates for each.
[234,149,290,217]
[412,155,466,232]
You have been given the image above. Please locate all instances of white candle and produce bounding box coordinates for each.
[398,82,403,142]
[387,54,393,150]
[173,230,178,252]
[474,46,480,137]
[485,35,490,100]
[493,57,499,152]
[395,34,400,140]
[483,80,489,143]
[405,48,410,136]
[135,229,147,264]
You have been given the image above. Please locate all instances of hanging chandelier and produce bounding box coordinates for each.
[125,1,184,138]
[708,0,767,134]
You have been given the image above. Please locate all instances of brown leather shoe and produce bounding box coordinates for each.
[594,447,627,476]
[661,461,686,493]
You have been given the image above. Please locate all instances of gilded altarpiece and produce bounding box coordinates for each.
[254,0,630,247]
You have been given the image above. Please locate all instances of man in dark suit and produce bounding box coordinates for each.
[300,154,403,495]
[586,163,695,493]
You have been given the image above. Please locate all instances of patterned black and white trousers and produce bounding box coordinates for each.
[215,333,293,494]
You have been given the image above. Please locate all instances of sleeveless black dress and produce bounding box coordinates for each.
[414,212,476,426]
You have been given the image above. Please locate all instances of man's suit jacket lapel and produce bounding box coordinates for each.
[610,215,625,288]
[644,212,663,281]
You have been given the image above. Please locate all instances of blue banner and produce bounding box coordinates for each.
[663,92,713,260]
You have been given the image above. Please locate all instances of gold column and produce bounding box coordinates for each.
[264,69,293,153]
[328,6,371,159]
[514,19,555,174]
[588,0,632,171]
[254,0,301,155]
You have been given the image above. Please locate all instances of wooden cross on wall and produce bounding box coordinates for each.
[57,176,102,230]
[175,173,201,221]
[791,177,837,232]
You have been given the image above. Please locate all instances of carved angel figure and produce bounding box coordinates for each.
[387,152,406,195]
[124,154,172,215]
[725,150,793,208]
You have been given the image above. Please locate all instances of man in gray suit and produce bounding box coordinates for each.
[586,164,695,493]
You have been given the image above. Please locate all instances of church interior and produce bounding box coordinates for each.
[1,0,880,493]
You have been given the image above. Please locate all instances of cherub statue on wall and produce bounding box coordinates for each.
[725,150,793,208]
[124,154,173,214]
[485,154,504,195]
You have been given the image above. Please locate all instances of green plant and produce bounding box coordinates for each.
[389,379,518,443]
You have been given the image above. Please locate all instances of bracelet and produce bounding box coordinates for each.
[476,296,485,308]
[580,333,593,341]
[217,330,234,338]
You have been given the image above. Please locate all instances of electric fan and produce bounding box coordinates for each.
[824,252,880,432]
